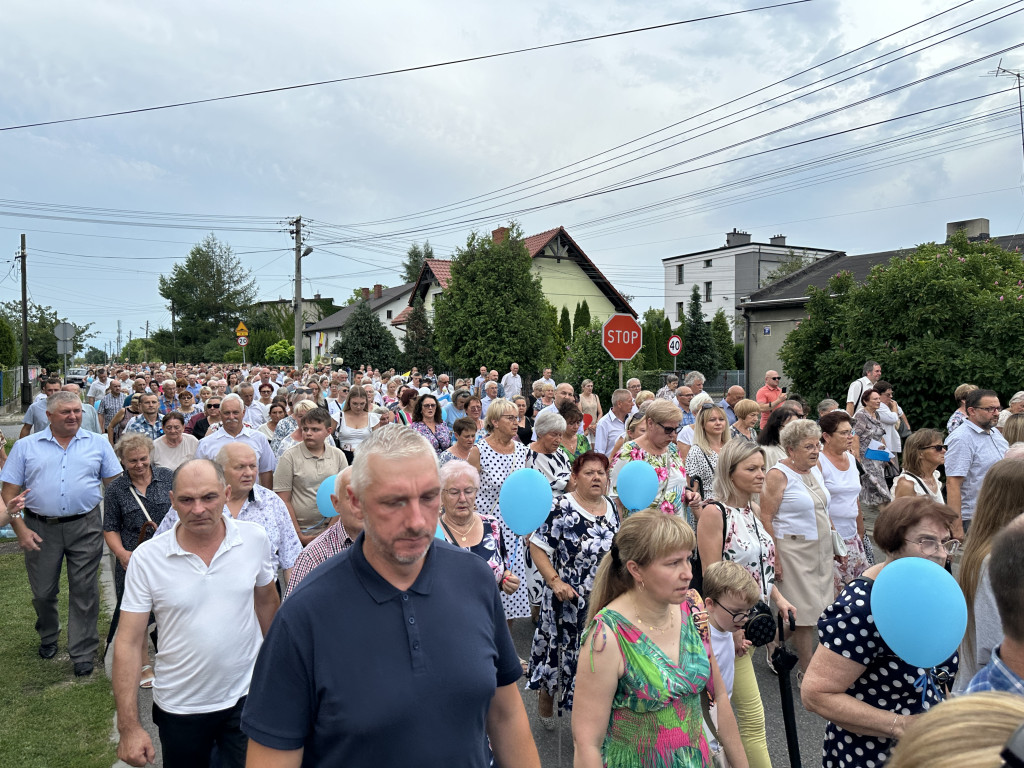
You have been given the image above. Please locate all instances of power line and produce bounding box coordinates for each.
[0,1,813,132]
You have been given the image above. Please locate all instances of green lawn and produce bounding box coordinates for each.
[0,552,117,768]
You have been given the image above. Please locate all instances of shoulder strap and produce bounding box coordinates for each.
[903,471,930,495]
[127,484,153,523]
[682,590,715,702]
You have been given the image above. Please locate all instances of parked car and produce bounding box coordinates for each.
[65,367,89,387]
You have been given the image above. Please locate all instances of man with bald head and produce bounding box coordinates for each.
[718,385,746,426]
[114,459,279,768]
[532,382,582,440]
[756,370,787,429]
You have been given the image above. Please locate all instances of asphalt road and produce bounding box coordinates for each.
[510,617,827,768]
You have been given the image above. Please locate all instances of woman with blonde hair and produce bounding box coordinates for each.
[952,458,1024,692]
[572,510,749,768]
[579,378,602,440]
[947,382,979,434]
[730,399,760,443]
[1001,412,1024,445]
[888,691,1024,768]
[685,403,729,503]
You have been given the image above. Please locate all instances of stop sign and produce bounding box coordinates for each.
[602,314,643,361]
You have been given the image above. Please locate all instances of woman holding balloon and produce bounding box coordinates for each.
[802,496,961,768]
[469,399,531,623]
[527,451,619,728]
[610,399,691,519]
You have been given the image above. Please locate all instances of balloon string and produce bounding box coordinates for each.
[913,669,940,707]
[509,536,520,569]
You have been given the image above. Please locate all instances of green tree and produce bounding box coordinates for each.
[710,309,735,372]
[682,285,718,381]
[434,224,549,377]
[83,346,106,365]
[157,234,256,362]
[573,300,591,337]
[661,317,674,369]
[0,301,94,369]
[403,296,437,371]
[0,315,18,368]
[760,249,819,287]
[402,241,434,284]
[559,306,572,347]
[543,301,564,371]
[264,340,295,365]
[330,300,402,369]
[642,309,666,373]
[563,320,643,406]
[780,230,1024,429]
[121,338,149,364]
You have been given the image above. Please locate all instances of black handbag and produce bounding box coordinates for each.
[743,509,776,647]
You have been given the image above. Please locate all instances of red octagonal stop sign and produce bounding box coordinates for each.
[602,314,643,361]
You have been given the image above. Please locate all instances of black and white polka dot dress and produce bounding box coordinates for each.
[818,577,958,768]
[476,440,530,620]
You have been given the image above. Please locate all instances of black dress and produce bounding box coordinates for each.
[517,417,534,445]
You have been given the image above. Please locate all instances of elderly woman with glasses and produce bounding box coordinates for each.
[802,497,960,768]
[610,398,693,517]
[527,451,619,728]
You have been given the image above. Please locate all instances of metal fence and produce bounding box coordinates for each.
[0,366,39,408]
[660,369,746,396]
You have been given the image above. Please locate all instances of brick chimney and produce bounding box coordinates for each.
[726,228,751,247]
[361,287,370,301]
[769,234,786,246]
[373,284,383,299]
[492,227,509,244]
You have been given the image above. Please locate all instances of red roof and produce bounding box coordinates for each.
[423,259,452,290]
[391,305,413,326]
[523,227,561,257]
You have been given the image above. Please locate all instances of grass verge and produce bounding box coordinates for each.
[0,552,116,768]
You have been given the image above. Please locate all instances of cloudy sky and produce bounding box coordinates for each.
[2,0,1022,356]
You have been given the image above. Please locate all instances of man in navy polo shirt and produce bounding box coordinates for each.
[242,424,540,768]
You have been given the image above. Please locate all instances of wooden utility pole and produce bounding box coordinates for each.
[18,234,30,408]
[292,217,303,371]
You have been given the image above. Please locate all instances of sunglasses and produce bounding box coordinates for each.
[926,445,947,452]
[206,403,221,409]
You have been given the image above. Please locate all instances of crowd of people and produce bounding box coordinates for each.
[2,357,1024,767]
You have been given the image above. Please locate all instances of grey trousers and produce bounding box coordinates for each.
[22,507,103,662]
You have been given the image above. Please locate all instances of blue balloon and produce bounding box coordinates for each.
[616,460,660,511]
[871,557,967,668]
[94,400,102,410]
[499,468,554,535]
[317,475,339,518]
[435,523,446,540]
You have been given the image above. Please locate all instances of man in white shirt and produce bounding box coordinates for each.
[196,394,276,487]
[539,368,555,389]
[845,360,881,415]
[113,458,279,768]
[238,383,267,427]
[86,368,111,404]
[595,389,633,457]
[473,366,488,398]
[500,363,522,399]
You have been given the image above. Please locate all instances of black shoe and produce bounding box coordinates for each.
[73,662,94,677]
[38,642,58,659]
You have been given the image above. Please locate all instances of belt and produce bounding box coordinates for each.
[24,509,90,525]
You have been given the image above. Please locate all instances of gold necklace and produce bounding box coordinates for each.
[630,594,674,633]
[442,514,476,542]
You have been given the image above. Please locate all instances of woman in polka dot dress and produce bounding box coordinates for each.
[801,497,960,768]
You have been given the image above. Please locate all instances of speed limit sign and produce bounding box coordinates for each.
[667,334,682,357]
[237,336,249,347]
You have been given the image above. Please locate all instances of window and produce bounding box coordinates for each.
[676,264,684,284]
[677,302,686,321]
[704,282,712,302]
[386,309,393,319]
[704,259,713,268]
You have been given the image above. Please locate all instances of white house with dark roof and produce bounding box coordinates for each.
[302,282,415,360]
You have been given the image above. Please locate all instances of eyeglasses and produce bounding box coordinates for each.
[421,403,436,408]
[926,444,947,452]
[444,488,478,498]
[657,422,683,435]
[972,405,1001,413]
[716,604,757,623]
[206,403,221,409]
[501,414,518,422]
[906,537,960,556]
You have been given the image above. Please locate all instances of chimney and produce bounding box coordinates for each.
[313,293,321,300]
[361,287,370,301]
[373,283,383,299]
[492,227,509,244]
[769,234,786,246]
[725,228,751,247]
[946,218,990,242]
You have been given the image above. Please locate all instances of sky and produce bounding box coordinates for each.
[2,0,1023,357]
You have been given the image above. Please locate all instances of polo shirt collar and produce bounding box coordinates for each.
[964,420,991,435]
[350,532,436,604]
[167,512,242,557]
[41,426,86,444]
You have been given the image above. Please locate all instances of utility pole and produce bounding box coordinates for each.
[18,234,30,408]
[292,217,303,371]
[117,319,122,360]
[171,300,177,364]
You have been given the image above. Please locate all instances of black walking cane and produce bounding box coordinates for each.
[551,594,565,768]
[771,611,802,768]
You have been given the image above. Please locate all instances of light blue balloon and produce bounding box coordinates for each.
[499,468,554,535]
[435,523,446,540]
[616,460,660,511]
[317,475,339,518]
[94,400,102,410]
[871,556,967,668]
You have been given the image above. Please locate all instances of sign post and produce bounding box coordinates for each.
[667,334,682,372]
[235,321,249,365]
[601,314,643,389]
[55,322,75,380]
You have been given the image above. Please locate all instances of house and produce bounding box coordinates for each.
[736,217,1022,393]
[391,226,635,330]
[302,282,415,360]
[252,294,337,325]
[662,229,835,341]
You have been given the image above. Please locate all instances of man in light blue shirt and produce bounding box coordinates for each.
[443,390,470,427]
[945,389,1008,538]
[1,391,121,676]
